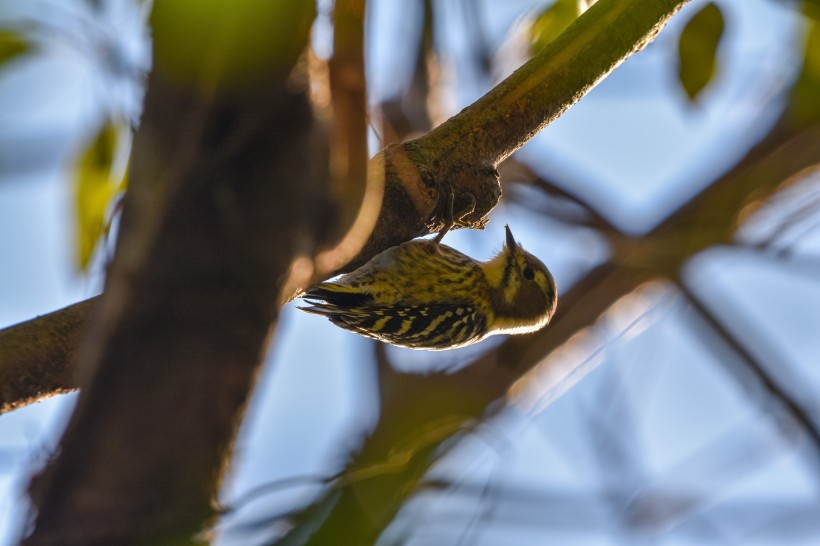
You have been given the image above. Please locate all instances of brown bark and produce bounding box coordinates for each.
[22,1,320,543]
[0,298,96,414]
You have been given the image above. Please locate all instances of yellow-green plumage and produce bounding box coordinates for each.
[300,225,557,350]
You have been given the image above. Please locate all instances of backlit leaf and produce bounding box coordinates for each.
[677,2,725,102]
[530,0,581,54]
[0,30,29,69]
[73,120,129,270]
[796,0,820,18]
[788,18,820,124]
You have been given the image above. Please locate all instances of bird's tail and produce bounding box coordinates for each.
[301,283,372,308]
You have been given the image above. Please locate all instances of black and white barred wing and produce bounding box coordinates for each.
[300,299,488,350]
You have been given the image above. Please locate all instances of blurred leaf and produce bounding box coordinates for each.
[805,0,820,17]
[780,0,820,18]
[788,18,820,125]
[0,30,29,69]
[530,0,582,53]
[677,2,725,102]
[151,0,315,90]
[74,120,129,270]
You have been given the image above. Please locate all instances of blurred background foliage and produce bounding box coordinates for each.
[676,2,725,101]
[72,118,127,269]
[1,0,820,545]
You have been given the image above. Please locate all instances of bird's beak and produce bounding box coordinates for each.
[505,224,517,249]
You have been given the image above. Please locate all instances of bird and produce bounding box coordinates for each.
[299,225,557,350]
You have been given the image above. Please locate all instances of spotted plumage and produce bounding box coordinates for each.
[300,225,557,350]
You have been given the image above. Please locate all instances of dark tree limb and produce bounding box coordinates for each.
[680,283,820,451]
[379,0,434,144]
[328,0,368,220]
[0,298,96,414]
[22,1,319,544]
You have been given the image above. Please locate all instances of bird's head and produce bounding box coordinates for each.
[483,225,557,334]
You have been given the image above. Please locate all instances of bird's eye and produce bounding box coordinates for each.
[523,267,535,280]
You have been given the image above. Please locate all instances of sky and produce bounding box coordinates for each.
[1,0,819,544]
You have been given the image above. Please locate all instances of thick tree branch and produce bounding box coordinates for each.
[325,0,691,270]
[22,2,319,544]
[420,0,688,166]
[0,0,692,411]
[328,0,368,224]
[0,298,96,414]
[359,0,688,256]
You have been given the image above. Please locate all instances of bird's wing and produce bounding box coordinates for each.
[298,302,488,350]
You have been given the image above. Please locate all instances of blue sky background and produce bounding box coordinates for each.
[1,0,819,544]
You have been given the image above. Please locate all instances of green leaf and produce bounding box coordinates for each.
[151,0,315,90]
[798,0,820,19]
[677,2,725,102]
[73,120,129,270]
[788,18,820,125]
[0,30,29,69]
[768,0,820,20]
[530,0,582,54]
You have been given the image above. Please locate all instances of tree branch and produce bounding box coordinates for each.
[277,116,820,546]
[0,298,96,414]
[0,0,693,413]
[22,2,320,543]
[419,0,688,166]
[316,0,691,272]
